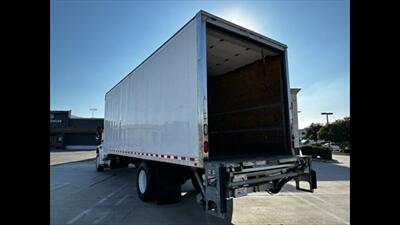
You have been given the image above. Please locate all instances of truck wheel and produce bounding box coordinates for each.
[96,154,104,172]
[137,162,156,201]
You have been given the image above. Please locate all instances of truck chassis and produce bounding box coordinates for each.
[97,145,316,219]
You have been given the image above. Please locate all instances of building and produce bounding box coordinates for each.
[298,128,306,140]
[290,88,301,149]
[50,110,104,150]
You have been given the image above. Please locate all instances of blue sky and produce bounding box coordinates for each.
[50,0,349,129]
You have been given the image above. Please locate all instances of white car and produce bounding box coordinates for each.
[301,139,325,147]
[300,139,311,146]
[323,143,341,152]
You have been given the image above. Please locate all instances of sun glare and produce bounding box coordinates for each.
[221,9,261,33]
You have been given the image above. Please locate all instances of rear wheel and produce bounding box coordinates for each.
[136,162,156,201]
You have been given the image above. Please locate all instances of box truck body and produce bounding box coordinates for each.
[104,17,201,167]
[98,10,316,220]
[104,11,292,167]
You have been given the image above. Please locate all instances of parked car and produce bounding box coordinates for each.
[301,139,326,147]
[323,143,341,152]
[300,139,311,146]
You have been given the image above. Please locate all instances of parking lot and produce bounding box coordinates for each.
[50,152,350,225]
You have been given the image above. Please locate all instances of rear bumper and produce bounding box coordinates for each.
[200,155,317,219]
[225,155,317,195]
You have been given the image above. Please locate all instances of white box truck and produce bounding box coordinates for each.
[96,10,316,220]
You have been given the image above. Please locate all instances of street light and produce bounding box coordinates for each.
[321,112,333,149]
[89,108,98,118]
[321,112,333,124]
[297,111,301,146]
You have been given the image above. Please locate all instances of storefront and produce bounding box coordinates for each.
[50,110,103,150]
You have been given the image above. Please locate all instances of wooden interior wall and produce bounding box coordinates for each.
[207,55,285,157]
[208,56,282,114]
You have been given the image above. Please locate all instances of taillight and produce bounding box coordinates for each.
[204,141,209,153]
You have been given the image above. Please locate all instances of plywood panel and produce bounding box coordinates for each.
[208,130,285,157]
[207,55,286,158]
[208,107,283,131]
[208,56,282,114]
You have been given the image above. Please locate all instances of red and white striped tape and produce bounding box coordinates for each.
[109,149,198,166]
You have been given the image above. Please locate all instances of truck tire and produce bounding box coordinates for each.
[137,162,157,201]
[96,154,104,172]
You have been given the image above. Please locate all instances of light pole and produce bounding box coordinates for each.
[321,112,333,124]
[90,108,98,118]
[297,111,301,146]
[321,112,333,149]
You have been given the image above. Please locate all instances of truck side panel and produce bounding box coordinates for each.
[104,19,200,167]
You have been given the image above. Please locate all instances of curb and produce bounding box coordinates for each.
[333,152,350,156]
[50,157,95,167]
[50,149,96,153]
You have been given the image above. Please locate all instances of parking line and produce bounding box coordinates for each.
[93,212,109,224]
[97,184,128,205]
[114,194,129,206]
[66,209,92,224]
[282,187,349,225]
[306,193,329,204]
[50,182,70,192]
[65,183,128,224]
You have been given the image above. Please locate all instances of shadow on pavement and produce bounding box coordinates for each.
[312,161,350,181]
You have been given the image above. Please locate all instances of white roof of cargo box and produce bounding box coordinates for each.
[199,10,287,49]
[106,10,287,95]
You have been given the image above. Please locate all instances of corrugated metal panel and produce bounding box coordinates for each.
[104,19,200,166]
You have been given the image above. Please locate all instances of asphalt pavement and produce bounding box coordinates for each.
[50,152,349,225]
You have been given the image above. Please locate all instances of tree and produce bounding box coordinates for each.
[318,117,350,148]
[304,123,323,141]
[317,124,333,142]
